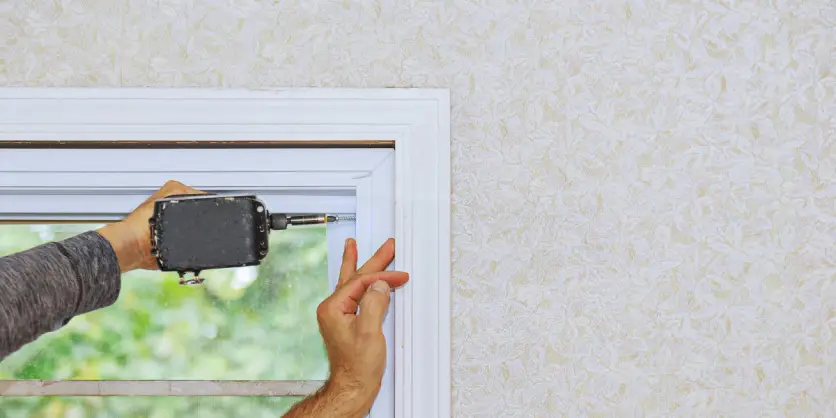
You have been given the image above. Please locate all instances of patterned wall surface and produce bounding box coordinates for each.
[3,1,836,416]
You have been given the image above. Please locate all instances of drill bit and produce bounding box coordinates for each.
[288,214,356,225]
[270,213,356,230]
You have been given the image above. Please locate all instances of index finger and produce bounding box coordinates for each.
[357,238,396,275]
[329,270,409,315]
[337,238,358,288]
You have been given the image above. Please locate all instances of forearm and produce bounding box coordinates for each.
[283,381,370,418]
[0,231,121,359]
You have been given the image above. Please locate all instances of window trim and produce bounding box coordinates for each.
[0,148,384,219]
[0,88,452,418]
[0,148,393,405]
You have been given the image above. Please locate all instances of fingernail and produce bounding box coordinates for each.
[371,281,390,294]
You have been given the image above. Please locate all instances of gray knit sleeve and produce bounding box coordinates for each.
[0,231,121,359]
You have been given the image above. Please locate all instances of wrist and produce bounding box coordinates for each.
[320,378,377,418]
[96,222,146,273]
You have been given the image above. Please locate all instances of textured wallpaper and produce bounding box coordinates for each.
[3,0,836,416]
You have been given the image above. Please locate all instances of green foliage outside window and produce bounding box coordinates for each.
[0,224,330,417]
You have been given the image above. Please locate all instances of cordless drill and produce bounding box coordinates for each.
[148,193,352,285]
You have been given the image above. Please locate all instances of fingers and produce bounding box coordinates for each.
[329,270,409,315]
[156,180,205,198]
[136,181,204,210]
[357,238,396,275]
[338,238,358,288]
[357,281,391,335]
[338,237,395,288]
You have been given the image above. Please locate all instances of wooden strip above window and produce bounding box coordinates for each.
[0,219,117,224]
[0,380,324,397]
[0,140,394,149]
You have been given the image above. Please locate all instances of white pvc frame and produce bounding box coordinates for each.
[0,88,452,418]
[0,148,396,416]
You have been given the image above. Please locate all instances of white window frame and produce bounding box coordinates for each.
[0,147,396,415]
[0,88,451,418]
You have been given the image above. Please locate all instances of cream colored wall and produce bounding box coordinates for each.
[4,1,836,416]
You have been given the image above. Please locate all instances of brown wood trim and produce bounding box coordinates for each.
[0,220,116,225]
[0,380,323,397]
[0,140,394,149]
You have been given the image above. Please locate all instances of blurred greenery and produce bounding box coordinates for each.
[0,397,303,418]
[0,223,330,417]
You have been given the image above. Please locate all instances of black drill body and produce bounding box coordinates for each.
[148,193,347,283]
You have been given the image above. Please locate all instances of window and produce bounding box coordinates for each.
[0,89,451,418]
[0,224,330,383]
[0,148,393,416]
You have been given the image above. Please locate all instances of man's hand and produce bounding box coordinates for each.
[96,180,204,272]
[284,238,409,418]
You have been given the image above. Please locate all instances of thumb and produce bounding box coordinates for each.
[357,281,391,335]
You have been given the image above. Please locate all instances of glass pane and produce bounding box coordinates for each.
[0,396,302,418]
[0,224,329,380]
